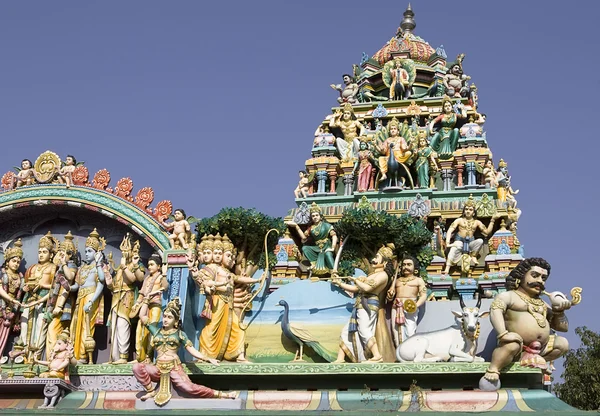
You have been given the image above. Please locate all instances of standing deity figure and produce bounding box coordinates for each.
[294,171,310,199]
[0,239,24,358]
[46,232,78,359]
[386,256,427,348]
[414,130,439,188]
[332,244,396,363]
[389,59,410,100]
[70,228,106,364]
[13,159,35,188]
[133,298,235,406]
[329,103,365,161]
[429,96,467,160]
[163,209,191,250]
[106,234,145,364]
[354,139,375,193]
[481,258,573,390]
[495,159,519,209]
[198,235,250,363]
[17,232,58,362]
[330,74,359,104]
[443,54,471,98]
[56,155,77,188]
[443,196,499,276]
[132,254,168,363]
[222,236,260,320]
[377,117,412,182]
[286,203,338,276]
[481,159,498,188]
[34,329,75,380]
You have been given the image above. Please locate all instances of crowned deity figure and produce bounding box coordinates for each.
[332,244,396,363]
[443,196,500,276]
[70,228,106,364]
[17,232,58,362]
[105,234,145,364]
[389,58,411,100]
[414,130,438,188]
[132,254,168,363]
[481,258,574,390]
[429,95,467,160]
[330,74,359,104]
[377,117,412,182]
[34,329,75,380]
[45,231,79,359]
[354,138,375,193]
[329,103,365,161]
[443,54,471,98]
[495,159,519,209]
[286,203,338,276]
[0,239,24,358]
[386,256,427,348]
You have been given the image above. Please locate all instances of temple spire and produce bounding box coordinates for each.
[400,3,416,34]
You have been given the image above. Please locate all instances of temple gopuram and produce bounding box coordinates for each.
[0,5,585,415]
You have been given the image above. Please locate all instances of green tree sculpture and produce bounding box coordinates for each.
[195,207,285,277]
[554,326,600,411]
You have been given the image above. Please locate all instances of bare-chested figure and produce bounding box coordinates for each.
[14,159,35,188]
[386,256,427,347]
[57,155,77,188]
[163,209,191,249]
[481,258,572,391]
[443,198,499,275]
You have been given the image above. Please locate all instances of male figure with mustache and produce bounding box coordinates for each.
[482,258,571,390]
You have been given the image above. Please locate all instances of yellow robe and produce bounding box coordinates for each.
[199,289,245,361]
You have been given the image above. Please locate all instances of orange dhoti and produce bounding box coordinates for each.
[199,293,244,361]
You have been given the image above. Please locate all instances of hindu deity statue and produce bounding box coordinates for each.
[106,234,145,364]
[17,232,58,362]
[0,239,24,358]
[386,256,427,348]
[286,202,338,276]
[495,159,519,208]
[429,95,467,160]
[377,117,412,182]
[330,74,359,104]
[332,244,396,363]
[163,208,191,250]
[482,159,497,188]
[388,58,411,100]
[13,159,35,188]
[198,235,250,363]
[46,231,78,359]
[329,103,365,161]
[133,298,235,406]
[132,254,168,363]
[294,171,310,199]
[481,258,574,390]
[443,54,471,98]
[34,329,75,380]
[414,130,438,188]
[443,196,500,276]
[56,154,77,188]
[354,138,375,193]
[70,228,106,364]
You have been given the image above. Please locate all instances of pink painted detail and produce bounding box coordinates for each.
[72,166,89,186]
[103,392,137,410]
[15,202,30,208]
[51,200,66,205]
[84,204,100,212]
[154,200,173,224]
[1,172,15,191]
[252,391,313,411]
[167,253,188,265]
[425,391,498,412]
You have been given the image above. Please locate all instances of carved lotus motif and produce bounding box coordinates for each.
[135,187,154,211]
[1,171,15,191]
[72,166,89,186]
[154,200,173,223]
[114,177,134,200]
[92,169,111,190]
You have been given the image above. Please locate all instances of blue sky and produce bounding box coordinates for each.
[1,0,598,368]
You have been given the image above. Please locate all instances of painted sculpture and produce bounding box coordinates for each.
[377,117,412,185]
[133,298,235,406]
[34,329,75,380]
[354,139,375,192]
[330,74,359,104]
[163,208,191,250]
[429,95,467,160]
[0,239,24,359]
[443,54,471,98]
[414,130,438,188]
[56,155,77,188]
[329,103,365,161]
[294,170,310,199]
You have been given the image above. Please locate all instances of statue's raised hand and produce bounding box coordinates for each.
[94,251,104,264]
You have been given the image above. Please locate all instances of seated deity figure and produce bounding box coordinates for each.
[0,239,24,359]
[331,244,396,363]
[330,74,359,104]
[443,196,499,276]
[443,54,471,98]
[105,234,145,364]
[56,155,77,188]
[13,159,35,188]
[163,209,191,250]
[329,103,365,161]
[429,96,467,160]
[386,256,427,348]
[133,298,235,406]
[482,159,498,188]
[481,258,573,391]
[70,229,106,364]
[34,329,75,380]
[132,254,168,363]
[17,232,58,362]
[46,232,78,359]
[286,202,338,276]
[198,236,249,362]
[294,171,310,199]
[377,117,412,182]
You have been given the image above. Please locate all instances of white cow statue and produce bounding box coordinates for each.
[396,295,489,362]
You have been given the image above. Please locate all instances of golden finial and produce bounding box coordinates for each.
[498,159,507,168]
[464,194,476,208]
[60,231,76,253]
[377,243,396,261]
[222,234,234,253]
[5,238,24,260]
[387,116,400,129]
[85,228,106,252]
[39,231,58,253]
[309,202,322,214]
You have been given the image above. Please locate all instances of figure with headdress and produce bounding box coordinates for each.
[331,244,396,363]
[45,231,79,359]
[17,232,58,362]
[330,74,359,104]
[428,95,467,160]
[443,54,471,98]
[354,137,376,193]
[286,203,338,276]
[0,239,24,358]
[105,234,145,364]
[495,159,519,210]
[70,229,106,364]
[329,103,365,161]
[386,255,427,348]
[383,58,416,101]
[376,117,413,183]
[34,329,75,380]
[133,298,235,406]
[414,129,439,188]
[131,253,168,363]
[443,196,500,276]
